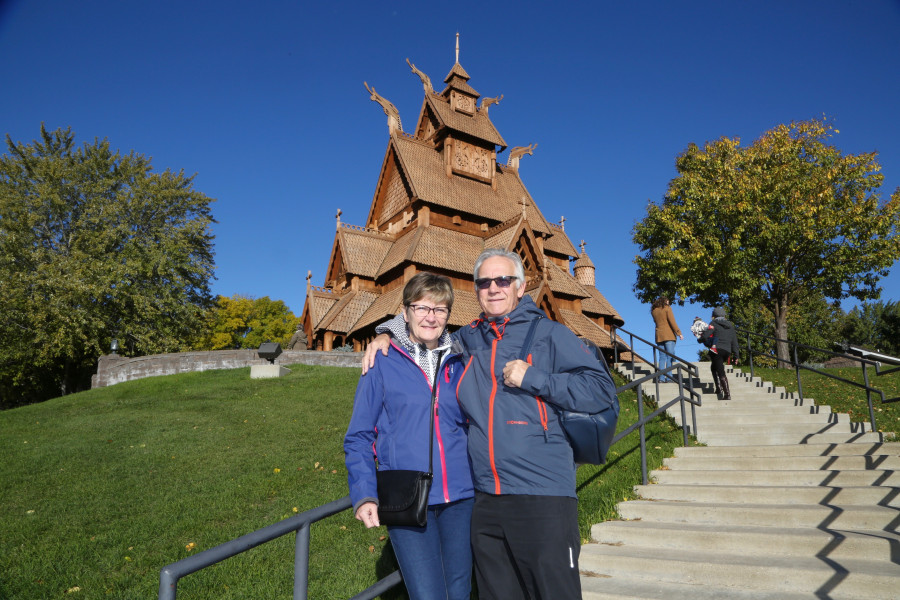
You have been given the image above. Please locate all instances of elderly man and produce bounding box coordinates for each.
[363,248,616,599]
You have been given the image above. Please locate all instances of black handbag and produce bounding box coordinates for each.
[376,351,443,527]
[518,317,619,465]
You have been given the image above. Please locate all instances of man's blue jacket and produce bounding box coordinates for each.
[455,296,617,498]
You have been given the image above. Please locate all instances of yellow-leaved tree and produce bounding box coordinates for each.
[195,295,300,350]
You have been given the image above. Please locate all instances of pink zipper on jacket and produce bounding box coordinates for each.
[391,341,452,503]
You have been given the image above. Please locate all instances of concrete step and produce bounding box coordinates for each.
[697,431,882,446]
[650,468,900,487]
[590,520,900,561]
[672,442,900,458]
[632,483,900,506]
[582,577,839,600]
[696,396,823,408]
[662,454,900,471]
[579,544,900,598]
[602,361,898,599]
[685,412,849,425]
[617,500,900,531]
[680,404,834,416]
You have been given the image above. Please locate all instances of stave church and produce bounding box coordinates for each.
[301,42,625,359]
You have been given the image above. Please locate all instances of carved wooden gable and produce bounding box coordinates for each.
[367,143,413,229]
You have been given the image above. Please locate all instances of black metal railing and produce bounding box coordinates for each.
[158,327,706,598]
[610,325,705,483]
[158,496,401,600]
[736,328,900,432]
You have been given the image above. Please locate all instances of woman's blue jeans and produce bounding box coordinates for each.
[660,340,677,380]
[388,497,474,600]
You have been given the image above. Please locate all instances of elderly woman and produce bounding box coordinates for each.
[344,272,473,600]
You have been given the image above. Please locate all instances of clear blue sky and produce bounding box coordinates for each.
[2,0,899,355]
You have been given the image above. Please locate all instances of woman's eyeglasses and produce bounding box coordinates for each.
[475,276,518,290]
[407,304,450,318]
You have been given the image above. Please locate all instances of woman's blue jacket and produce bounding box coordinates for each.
[344,342,473,513]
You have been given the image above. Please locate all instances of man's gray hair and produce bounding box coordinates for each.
[473,248,526,283]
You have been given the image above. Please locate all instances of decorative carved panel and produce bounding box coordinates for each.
[451,139,493,182]
[451,90,475,115]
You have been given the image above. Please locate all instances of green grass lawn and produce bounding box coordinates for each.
[737,364,900,435]
[0,361,800,599]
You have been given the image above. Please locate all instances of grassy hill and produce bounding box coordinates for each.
[3,363,894,599]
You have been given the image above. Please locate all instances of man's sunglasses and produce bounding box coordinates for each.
[475,276,518,290]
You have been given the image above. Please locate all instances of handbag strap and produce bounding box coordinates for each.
[518,316,544,361]
[425,350,445,476]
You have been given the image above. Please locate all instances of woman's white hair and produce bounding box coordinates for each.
[473,249,525,284]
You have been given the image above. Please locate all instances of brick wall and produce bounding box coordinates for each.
[91,349,362,389]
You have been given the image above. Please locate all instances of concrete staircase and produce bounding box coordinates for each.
[580,361,900,599]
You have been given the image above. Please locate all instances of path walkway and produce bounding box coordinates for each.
[579,362,900,599]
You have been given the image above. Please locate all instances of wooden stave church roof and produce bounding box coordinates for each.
[304,56,625,349]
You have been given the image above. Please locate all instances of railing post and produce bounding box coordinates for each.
[862,364,877,432]
[746,333,755,379]
[793,344,804,402]
[637,385,648,485]
[293,522,311,600]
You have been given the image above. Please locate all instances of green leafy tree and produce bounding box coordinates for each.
[840,300,900,357]
[730,294,844,366]
[633,118,900,365]
[195,295,300,350]
[0,125,216,406]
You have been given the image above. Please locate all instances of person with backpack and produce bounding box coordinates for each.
[363,249,617,600]
[700,307,740,400]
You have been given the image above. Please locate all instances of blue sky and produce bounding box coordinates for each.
[2,0,899,354]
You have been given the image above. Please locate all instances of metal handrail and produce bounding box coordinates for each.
[159,327,706,598]
[610,325,705,483]
[158,496,402,600]
[735,327,900,432]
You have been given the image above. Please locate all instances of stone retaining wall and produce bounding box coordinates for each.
[91,349,362,389]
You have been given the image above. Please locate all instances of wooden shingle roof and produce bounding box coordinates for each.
[353,286,404,333]
[376,227,420,277]
[392,135,552,233]
[583,287,624,326]
[425,95,505,147]
[409,226,484,274]
[307,289,339,329]
[544,223,579,256]
[318,290,380,334]
[338,225,395,278]
[546,261,591,299]
[560,309,616,349]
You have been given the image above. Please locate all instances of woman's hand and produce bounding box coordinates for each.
[355,502,380,528]
[362,334,391,375]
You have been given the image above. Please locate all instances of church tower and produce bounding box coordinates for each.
[302,40,624,355]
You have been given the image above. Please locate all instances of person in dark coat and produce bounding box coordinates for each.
[700,307,740,400]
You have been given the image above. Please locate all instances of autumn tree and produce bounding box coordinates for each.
[194,295,300,350]
[0,125,216,406]
[633,118,900,365]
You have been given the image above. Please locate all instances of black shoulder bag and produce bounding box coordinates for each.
[375,351,444,527]
[519,317,620,465]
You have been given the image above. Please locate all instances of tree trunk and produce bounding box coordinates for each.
[772,294,791,368]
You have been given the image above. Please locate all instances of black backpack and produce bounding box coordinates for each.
[518,316,620,465]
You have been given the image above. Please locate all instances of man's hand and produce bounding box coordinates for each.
[355,502,380,528]
[502,359,529,388]
[362,333,391,374]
